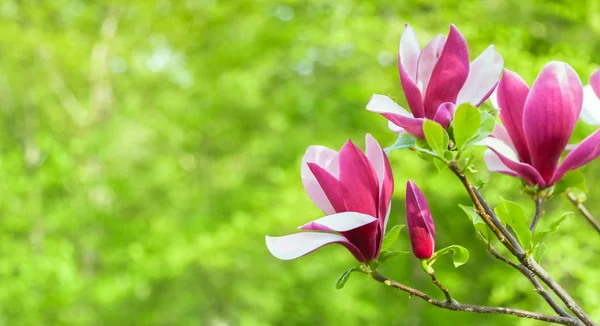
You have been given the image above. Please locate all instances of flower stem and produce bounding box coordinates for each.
[566,191,600,234]
[530,196,544,232]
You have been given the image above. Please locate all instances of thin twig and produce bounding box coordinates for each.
[430,273,452,302]
[370,271,580,325]
[531,197,544,232]
[488,245,571,318]
[566,191,600,234]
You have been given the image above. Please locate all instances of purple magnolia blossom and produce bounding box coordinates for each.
[265,134,394,262]
[367,24,503,138]
[580,68,600,125]
[405,181,435,259]
[484,62,600,188]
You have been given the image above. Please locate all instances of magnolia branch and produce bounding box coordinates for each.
[430,273,452,302]
[566,191,600,234]
[369,271,580,325]
[448,164,596,326]
[487,245,571,318]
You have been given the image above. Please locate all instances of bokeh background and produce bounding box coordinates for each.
[1,0,600,325]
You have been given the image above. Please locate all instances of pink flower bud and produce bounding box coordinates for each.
[405,180,435,259]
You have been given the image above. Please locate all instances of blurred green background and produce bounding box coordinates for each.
[1,0,600,325]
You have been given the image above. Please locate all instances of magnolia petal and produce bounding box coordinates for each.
[399,24,425,117]
[388,121,406,134]
[298,212,377,232]
[265,233,365,261]
[489,148,546,187]
[367,94,425,138]
[301,146,339,215]
[456,45,504,106]
[523,62,583,183]
[489,88,499,109]
[406,180,435,260]
[308,163,346,213]
[432,102,455,128]
[415,34,446,97]
[590,68,600,97]
[366,134,394,228]
[423,25,470,118]
[490,124,516,150]
[484,149,519,177]
[581,84,600,126]
[497,69,532,164]
[552,129,600,184]
[338,140,379,217]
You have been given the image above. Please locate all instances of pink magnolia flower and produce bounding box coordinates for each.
[580,68,600,125]
[484,62,600,188]
[405,180,435,259]
[367,24,503,138]
[265,134,394,262]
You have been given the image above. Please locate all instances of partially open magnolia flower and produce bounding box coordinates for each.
[484,62,600,188]
[367,24,503,138]
[265,134,393,262]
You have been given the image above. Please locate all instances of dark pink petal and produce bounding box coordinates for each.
[523,62,583,183]
[406,180,435,259]
[366,94,425,138]
[456,45,504,106]
[590,68,600,97]
[298,212,377,232]
[489,148,546,187]
[416,34,446,97]
[308,163,346,213]
[338,140,379,218]
[422,25,469,119]
[432,102,455,128]
[341,220,380,261]
[365,134,394,221]
[265,233,366,262]
[301,146,339,215]
[497,69,532,164]
[399,24,425,118]
[551,129,600,184]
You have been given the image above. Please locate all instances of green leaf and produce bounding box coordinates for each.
[378,250,409,263]
[467,111,497,145]
[385,133,417,154]
[428,245,470,268]
[381,224,405,252]
[494,198,532,249]
[335,266,364,289]
[423,119,449,157]
[553,170,586,195]
[453,103,481,150]
[532,242,547,263]
[535,213,571,242]
[459,204,492,241]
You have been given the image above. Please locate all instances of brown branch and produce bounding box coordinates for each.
[430,273,452,302]
[566,191,600,234]
[488,245,571,318]
[531,197,544,232]
[370,271,581,325]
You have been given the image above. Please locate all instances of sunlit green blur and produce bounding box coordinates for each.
[0,0,599,325]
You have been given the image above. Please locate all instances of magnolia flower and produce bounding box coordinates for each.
[405,180,435,259]
[265,134,394,262]
[367,24,503,138]
[484,62,600,188]
[580,69,600,125]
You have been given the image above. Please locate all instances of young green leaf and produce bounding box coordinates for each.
[335,266,364,289]
[553,170,586,195]
[423,119,449,157]
[385,133,417,154]
[453,103,481,150]
[535,212,571,242]
[494,198,532,249]
[467,111,497,145]
[532,242,547,263]
[459,204,492,241]
[427,245,470,268]
[381,224,405,252]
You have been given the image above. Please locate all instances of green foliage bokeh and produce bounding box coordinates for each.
[0,0,599,325]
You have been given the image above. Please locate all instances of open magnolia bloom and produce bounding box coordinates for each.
[265,134,393,262]
[484,62,600,188]
[580,68,600,125]
[367,24,503,138]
